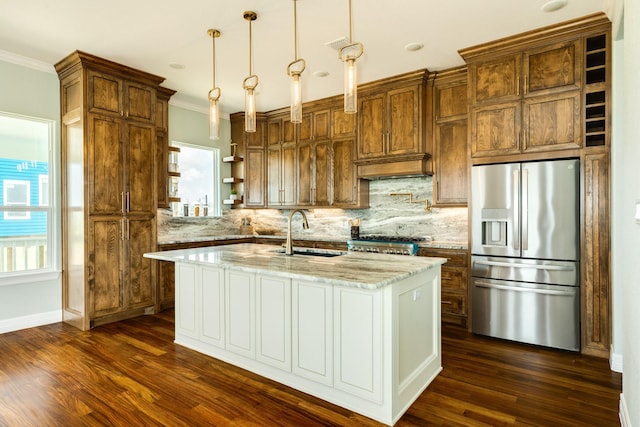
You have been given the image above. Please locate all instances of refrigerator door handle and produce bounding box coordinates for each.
[474,259,575,271]
[513,169,520,250]
[522,168,528,250]
[474,280,576,295]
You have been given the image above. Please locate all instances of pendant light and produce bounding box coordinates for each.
[243,11,259,133]
[207,29,221,140]
[287,0,306,124]
[339,0,364,114]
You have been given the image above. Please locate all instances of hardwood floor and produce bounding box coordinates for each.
[0,311,621,426]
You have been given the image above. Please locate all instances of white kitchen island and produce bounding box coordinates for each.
[144,243,445,426]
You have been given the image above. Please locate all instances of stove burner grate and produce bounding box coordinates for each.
[356,235,426,243]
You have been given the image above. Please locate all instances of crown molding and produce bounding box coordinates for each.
[0,50,55,74]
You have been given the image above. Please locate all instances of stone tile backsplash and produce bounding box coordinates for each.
[158,176,468,243]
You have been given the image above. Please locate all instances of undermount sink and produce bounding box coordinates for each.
[272,248,346,258]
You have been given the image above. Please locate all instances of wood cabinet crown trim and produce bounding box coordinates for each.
[459,12,610,62]
[55,50,167,87]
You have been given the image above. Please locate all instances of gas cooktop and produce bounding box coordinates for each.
[347,236,424,256]
[355,235,427,243]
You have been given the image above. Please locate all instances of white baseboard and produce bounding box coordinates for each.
[610,344,624,373]
[620,393,631,427]
[0,310,61,334]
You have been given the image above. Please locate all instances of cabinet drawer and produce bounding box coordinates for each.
[441,292,466,316]
[421,249,468,267]
[441,267,468,292]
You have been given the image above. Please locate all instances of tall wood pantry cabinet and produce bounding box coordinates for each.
[55,51,173,330]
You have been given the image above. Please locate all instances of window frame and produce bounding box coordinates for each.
[172,141,222,218]
[0,111,59,285]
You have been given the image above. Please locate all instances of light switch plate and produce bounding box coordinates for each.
[636,200,640,224]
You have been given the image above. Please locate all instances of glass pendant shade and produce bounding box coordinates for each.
[207,29,221,140]
[243,11,259,133]
[209,97,220,140]
[340,0,363,114]
[344,58,357,114]
[290,73,302,123]
[245,88,256,133]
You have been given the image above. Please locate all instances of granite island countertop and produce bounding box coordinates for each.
[157,234,467,250]
[145,243,446,290]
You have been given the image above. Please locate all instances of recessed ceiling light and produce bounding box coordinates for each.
[541,0,568,12]
[404,42,424,52]
[169,62,185,70]
[313,70,330,78]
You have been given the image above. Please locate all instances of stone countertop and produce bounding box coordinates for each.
[157,234,468,250]
[145,243,446,290]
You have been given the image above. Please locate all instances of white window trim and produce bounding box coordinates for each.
[0,111,58,279]
[172,141,222,217]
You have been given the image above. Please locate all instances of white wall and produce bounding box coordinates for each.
[0,57,62,329]
[616,0,640,424]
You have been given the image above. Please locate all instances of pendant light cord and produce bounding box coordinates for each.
[293,0,299,61]
[348,0,353,42]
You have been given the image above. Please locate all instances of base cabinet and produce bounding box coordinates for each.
[292,280,333,385]
[420,248,469,327]
[257,276,292,371]
[173,262,442,426]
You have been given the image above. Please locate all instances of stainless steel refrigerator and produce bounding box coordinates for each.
[470,159,580,351]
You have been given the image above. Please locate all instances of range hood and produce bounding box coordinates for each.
[354,154,433,179]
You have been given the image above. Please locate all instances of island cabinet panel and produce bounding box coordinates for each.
[175,263,197,339]
[200,266,225,349]
[292,280,333,386]
[225,270,256,359]
[334,287,382,403]
[256,276,292,371]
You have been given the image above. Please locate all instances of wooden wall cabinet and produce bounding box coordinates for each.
[354,70,431,179]
[432,67,469,207]
[156,86,176,208]
[267,113,297,207]
[465,39,582,159]
[230,113,267,208]
[358,85,422,159]
[234,99,367,210]
[56,51,171,330]
[420,248,469,327]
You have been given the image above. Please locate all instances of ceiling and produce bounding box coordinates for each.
[1,0,606,114]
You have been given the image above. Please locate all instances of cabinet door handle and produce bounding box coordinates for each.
[516,76,520,96]
[121,192,125,214]
[524,75,528,95]
[442,301,453,305]
[121,218,126,241]
[126,191,130,212]
[126,218,130,241]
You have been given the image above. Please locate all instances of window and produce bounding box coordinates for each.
[172,142,221,217]
[0,112,56,279]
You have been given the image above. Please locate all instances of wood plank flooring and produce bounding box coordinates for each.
[0,311,621,426]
